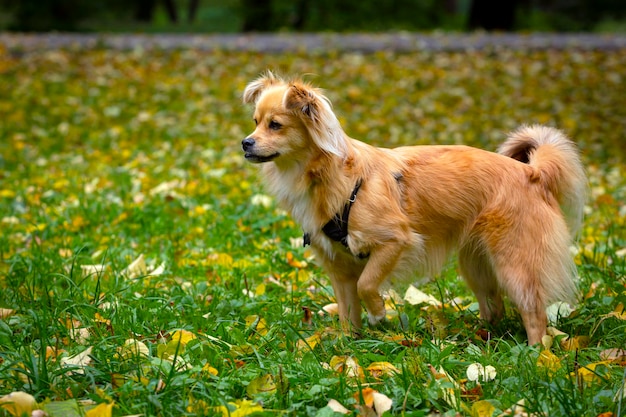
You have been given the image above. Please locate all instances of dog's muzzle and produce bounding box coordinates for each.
[241,137,279,163]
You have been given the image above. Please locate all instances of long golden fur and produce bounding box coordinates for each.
[241,72,586,345]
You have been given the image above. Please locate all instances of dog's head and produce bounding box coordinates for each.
[241,72,348,164]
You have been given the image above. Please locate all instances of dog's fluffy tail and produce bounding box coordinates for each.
[499,125,586,237]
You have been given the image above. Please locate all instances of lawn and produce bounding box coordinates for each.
[0,45,625,417]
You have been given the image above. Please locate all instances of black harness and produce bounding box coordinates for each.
[303,179,363,249]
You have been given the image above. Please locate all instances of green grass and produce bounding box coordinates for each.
[0,47,625,417]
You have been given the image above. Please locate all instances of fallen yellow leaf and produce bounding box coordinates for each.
[296,332,321,352]
[206,253,234,267]
[470,400,495,417]
[61,346,93,374]
[25,223,46,234]
[65,215,88,232]
[228,399,264,417]
[118,339,150,360]
[0,391,37,417]
[122,254,147,278]
[560,335,590,351]
[94,312,109,324]
[605,303,626,320]
[537,350,561,375]
[355,387,393,416]
[171,329,197,345]
[366,361,401,378]
[404,285,441,307]
[357,387,378,407]
[81,264,107,277]
[330,356,364,379]
[546,327,590,350]
[202,363,219,376]
[0,189,16,198]
[319,303,339,316]
[326,399,350,414]
[255,283,266,296]
[245,315,268,336]
[286,251,308,268]
[84,402,114,417]
[571,361,611,385]
[246,374,276,396]
[58,248,73,257]
[45,346,64,360]
[0,308,15,319]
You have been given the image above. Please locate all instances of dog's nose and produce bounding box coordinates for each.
[242,137,255,152]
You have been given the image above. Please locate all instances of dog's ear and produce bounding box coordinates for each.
[243,71,280,104]
[284,82,348,158]
[283,82,320,120]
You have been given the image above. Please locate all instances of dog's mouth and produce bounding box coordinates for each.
[244,152,280,163]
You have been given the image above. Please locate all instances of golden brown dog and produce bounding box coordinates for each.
[241,72,586,345]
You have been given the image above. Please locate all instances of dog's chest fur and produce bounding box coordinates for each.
[261,159,364,260]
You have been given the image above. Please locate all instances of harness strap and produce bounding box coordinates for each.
[302,179,362,248]
[302,173,403,256]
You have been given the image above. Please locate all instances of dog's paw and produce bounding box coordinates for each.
[367,312,410,332]
[367,311,387,326]
[369,316,395,332]
[368,311,396,331]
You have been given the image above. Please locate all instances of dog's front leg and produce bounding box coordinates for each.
[330,275,362,333]
[357,243,403,326]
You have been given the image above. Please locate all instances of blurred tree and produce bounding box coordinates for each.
[5,0,94,31]
[188,0,200,23]
[2,0,625,32]
[134,0,155,21]
[468,0,518,30]
[133,0,178,23]
[163,0,179,22]
[241,0,273,31]
[278,0,445,31]
[536,0,626,30]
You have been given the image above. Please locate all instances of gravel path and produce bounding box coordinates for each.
[2,32,626,53]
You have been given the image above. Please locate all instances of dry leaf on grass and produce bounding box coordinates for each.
[0,391,37,417]
[404,285,441,307]
[319,303,339,316]
[366,361,401,378]
[84,402,114,417]
[356,388,393,417]
[0,308,15,319]
[246,374,277,396]
[327,399,350,414]
[466,363,497,382]
[600,348,626,363]
[61,346,93,374]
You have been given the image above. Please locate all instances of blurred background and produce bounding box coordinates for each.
[2,0,626,33]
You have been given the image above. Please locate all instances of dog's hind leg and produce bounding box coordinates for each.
[459,245,504,325]
[518,307,548,346]
[492,261,549,346]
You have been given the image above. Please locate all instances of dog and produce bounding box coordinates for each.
[241,72,586,345]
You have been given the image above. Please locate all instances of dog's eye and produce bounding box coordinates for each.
[269,121,282,130]
[253,118,258,126]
